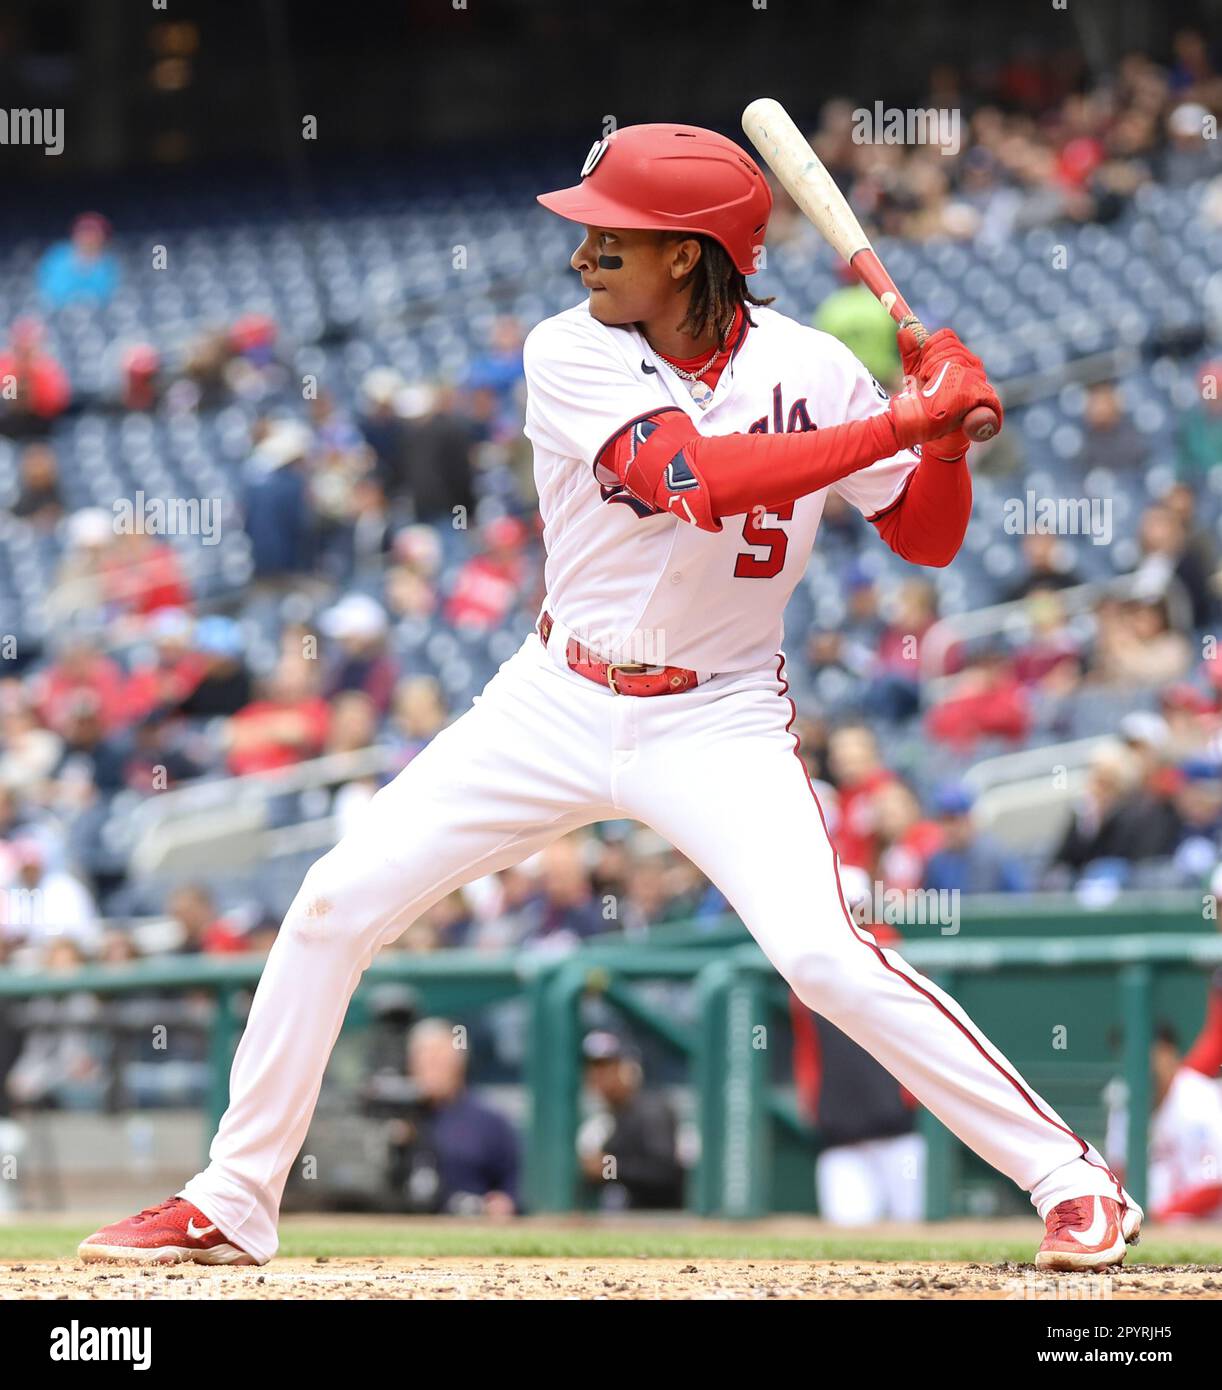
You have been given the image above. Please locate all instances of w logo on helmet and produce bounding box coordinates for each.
[581,137,611,178]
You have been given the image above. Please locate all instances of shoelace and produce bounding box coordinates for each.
[1047,1197,1093,1236]
[133,1197,186,1225]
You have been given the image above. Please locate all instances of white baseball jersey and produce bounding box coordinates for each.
[523,301,919,674]
[1150,1069,1222,1213]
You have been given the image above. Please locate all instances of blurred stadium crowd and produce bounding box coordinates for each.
[0,31,1221,1162]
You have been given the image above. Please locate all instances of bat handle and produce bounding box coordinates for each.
[897,312,928,347]
[898,314,999,443]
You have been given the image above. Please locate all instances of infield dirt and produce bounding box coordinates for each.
[4,1255,1221,1300]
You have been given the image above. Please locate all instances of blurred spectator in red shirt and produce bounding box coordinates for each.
[100,531,192,622]
[120,344,160,412]
[874,781,942,891]
[927,646,1030,752]
[0,318,71,436]
[1012,590,1083,687]
[445,516,529,630]
[125,609,208,719]
[226,656,330,776]
[32,635,130,736]
[828,724,896,873]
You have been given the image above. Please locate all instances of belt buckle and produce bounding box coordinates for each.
[606,662,647,696]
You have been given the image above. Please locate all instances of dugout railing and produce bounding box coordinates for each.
[1,908,1218,1219]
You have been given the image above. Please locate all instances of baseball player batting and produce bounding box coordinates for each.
[80,122,1140,1272]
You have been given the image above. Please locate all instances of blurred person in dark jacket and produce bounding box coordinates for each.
[1131,502,1216,631]
[1077,382,1147,477]
[517,837,609,949]
[1002,533,1080,603]
[176,617,253,720]
[10,443,64,529]
[400,383,477,524]
[1047,743,1179,882]
[320,594,397,717]
[243,421,316,583]
[383,1019,518,1216]
[579,1031,684,1210]
[357,369,408,489]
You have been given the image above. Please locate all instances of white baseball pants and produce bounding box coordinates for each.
[816,1133,927,1225]
[181,630,1123,1262]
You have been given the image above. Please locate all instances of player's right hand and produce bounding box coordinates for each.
[897,325,985,382]
[887,360,1002,449]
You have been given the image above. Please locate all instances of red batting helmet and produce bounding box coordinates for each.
[537,124,772,276]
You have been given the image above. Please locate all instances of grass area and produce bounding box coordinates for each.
[3,1220,1221,1266]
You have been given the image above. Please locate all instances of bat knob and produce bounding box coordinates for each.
[963,405,999,443]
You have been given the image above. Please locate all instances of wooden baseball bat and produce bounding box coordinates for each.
[741,97,999,442]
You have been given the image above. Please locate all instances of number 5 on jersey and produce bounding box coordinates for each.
[734,502,793,578]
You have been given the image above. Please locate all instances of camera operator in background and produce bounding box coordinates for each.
[378,1018,518,1217]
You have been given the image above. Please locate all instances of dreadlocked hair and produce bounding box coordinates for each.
[674,234,774,349]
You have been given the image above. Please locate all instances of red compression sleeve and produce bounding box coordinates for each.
[1184,983,1222,1078]
[598,409,902,533]
[871,451,972,568]
[690,415,901,518]
[1155,1183,1222,1221]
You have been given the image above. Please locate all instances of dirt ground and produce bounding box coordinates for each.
[4,1256,1222,1300]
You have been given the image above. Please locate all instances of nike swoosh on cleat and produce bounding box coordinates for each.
[1066,1198,1110,1247]
[187,1219,218,1239]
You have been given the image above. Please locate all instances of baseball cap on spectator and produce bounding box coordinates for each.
[65,507,113,549]
[229,312,277,354]
[582,1031,637,1064]
[931,782,974,817]
[361,367,405,408]
[1119,711,1169,750]
[254,420,312,470]
[150,607,193,645]
[1180,756,1222,784]
[397,382,437,420]
[194,615,244,659]
[320,593,389,642]
[842,562,875,594]
[1168,102,1209,139]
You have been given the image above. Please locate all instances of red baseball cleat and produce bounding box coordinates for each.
[1035,1195,1143,1272]
[78,1197,257,1266]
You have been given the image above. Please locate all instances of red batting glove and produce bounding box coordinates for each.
[897,325,986,382]
[888,363,1002,449]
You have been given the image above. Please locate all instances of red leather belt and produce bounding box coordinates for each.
[538,611,700,696]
